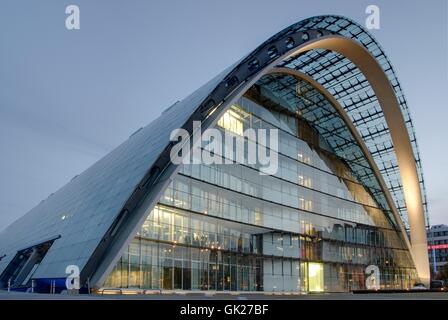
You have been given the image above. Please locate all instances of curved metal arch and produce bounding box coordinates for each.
[288,36,429,285]
[89,33,429,288]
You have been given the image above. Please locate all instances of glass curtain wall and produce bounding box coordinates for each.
[104,93,417,292]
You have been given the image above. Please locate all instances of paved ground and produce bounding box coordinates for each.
[0,290,447,300]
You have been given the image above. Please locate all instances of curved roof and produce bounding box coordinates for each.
[0,15,428,284]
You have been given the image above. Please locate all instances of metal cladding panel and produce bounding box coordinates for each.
[0,66,232,279]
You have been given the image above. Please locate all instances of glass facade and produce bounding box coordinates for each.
[105,90,417,292]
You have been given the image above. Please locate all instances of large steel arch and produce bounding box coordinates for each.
[88,25,429,288]
[287,36,429,284]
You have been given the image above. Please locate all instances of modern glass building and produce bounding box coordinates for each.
[0,15,430,293]
[427,225,448,276]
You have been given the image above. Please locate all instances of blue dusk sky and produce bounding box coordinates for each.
[0,0,447,231]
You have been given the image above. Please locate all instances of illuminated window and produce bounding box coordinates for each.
[297,153,311,164]
[299,198,313,211]
[308,262,324,292]
[217,108,244,136]
[298,175,312,188]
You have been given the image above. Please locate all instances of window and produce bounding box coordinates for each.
[308,263,324,292]
[217,109,244,136]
